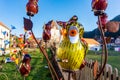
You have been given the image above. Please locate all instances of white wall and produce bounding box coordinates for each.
[114,47,120,52]
[115,38,120,44]
[0,25,10,48]
[50,26,60,43]
[88,44,101,51]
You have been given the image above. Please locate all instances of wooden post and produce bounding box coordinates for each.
[113,68,119,80]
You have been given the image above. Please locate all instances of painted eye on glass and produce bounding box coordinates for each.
[69,29,77,37]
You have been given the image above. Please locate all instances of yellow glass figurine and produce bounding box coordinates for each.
[56,15,88,71]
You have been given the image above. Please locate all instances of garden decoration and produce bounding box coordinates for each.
[42,21,60,49]
[56,15,88,80]
[96,13,108,32]
[19,54,31,77]
[25,0,60,80]
[12,33,32,80]
[92,0,108,16]
[56,21,67,42]
[8,31,29,80]
[42,23,51,42]
[42,23,51,49]
[26,0,38,17]
[91,0,108,80]
[10,35,27,65]
[11,24,33,79]
[106,21,120,33]
[10,49,19,65]
[107,14,120,33]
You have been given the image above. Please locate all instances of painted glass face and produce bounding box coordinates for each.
[68,26,79,43]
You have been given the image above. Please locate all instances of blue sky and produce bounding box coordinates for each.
[0,0,120,38]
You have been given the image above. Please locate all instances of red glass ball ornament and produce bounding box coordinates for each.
[29,0,38,2]
[19,63,31,76]
[92,0,108,15]
[42,30,51,42]
[19,54,31,76]
[100,13,108,26]
[97,13,108,26]
[42,24,51,41]
[22,54,31,63]
[56,21,67,29]
[106,21,120,33]
[26,0,38,16]
[92,0,108,11]
[45,24,51,30]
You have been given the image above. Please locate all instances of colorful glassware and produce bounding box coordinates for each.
[92,0,108,15]
[26,0,38,16]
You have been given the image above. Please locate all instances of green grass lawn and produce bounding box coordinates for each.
[0,49,120,80]
[86,50,120,75]
[0,49,52,80]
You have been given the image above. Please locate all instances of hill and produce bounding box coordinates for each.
[84,28,120,38]
[84,15,120,38]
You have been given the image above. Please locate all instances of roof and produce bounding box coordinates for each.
[83,38,100,45]
[0,22,10,30]
[44,20,58,29]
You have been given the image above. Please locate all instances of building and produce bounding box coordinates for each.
[49,20,60,43]
[115,36,120,45]
[0,22,10,48]
[84,38,101,51]
[114,36,120,51]
[42,20,61,48]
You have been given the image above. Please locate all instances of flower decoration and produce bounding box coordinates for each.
[18,43,25,50]
[42,23,51,42]
[24,17,33,31]
[10,49,19,65]
[91,0,108,15]
[19,54,31,76]
[26,0,38,16]
[97,13,108,31]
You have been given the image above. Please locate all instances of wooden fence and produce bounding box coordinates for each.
[49,48,120,80]
[79,60,120,80]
